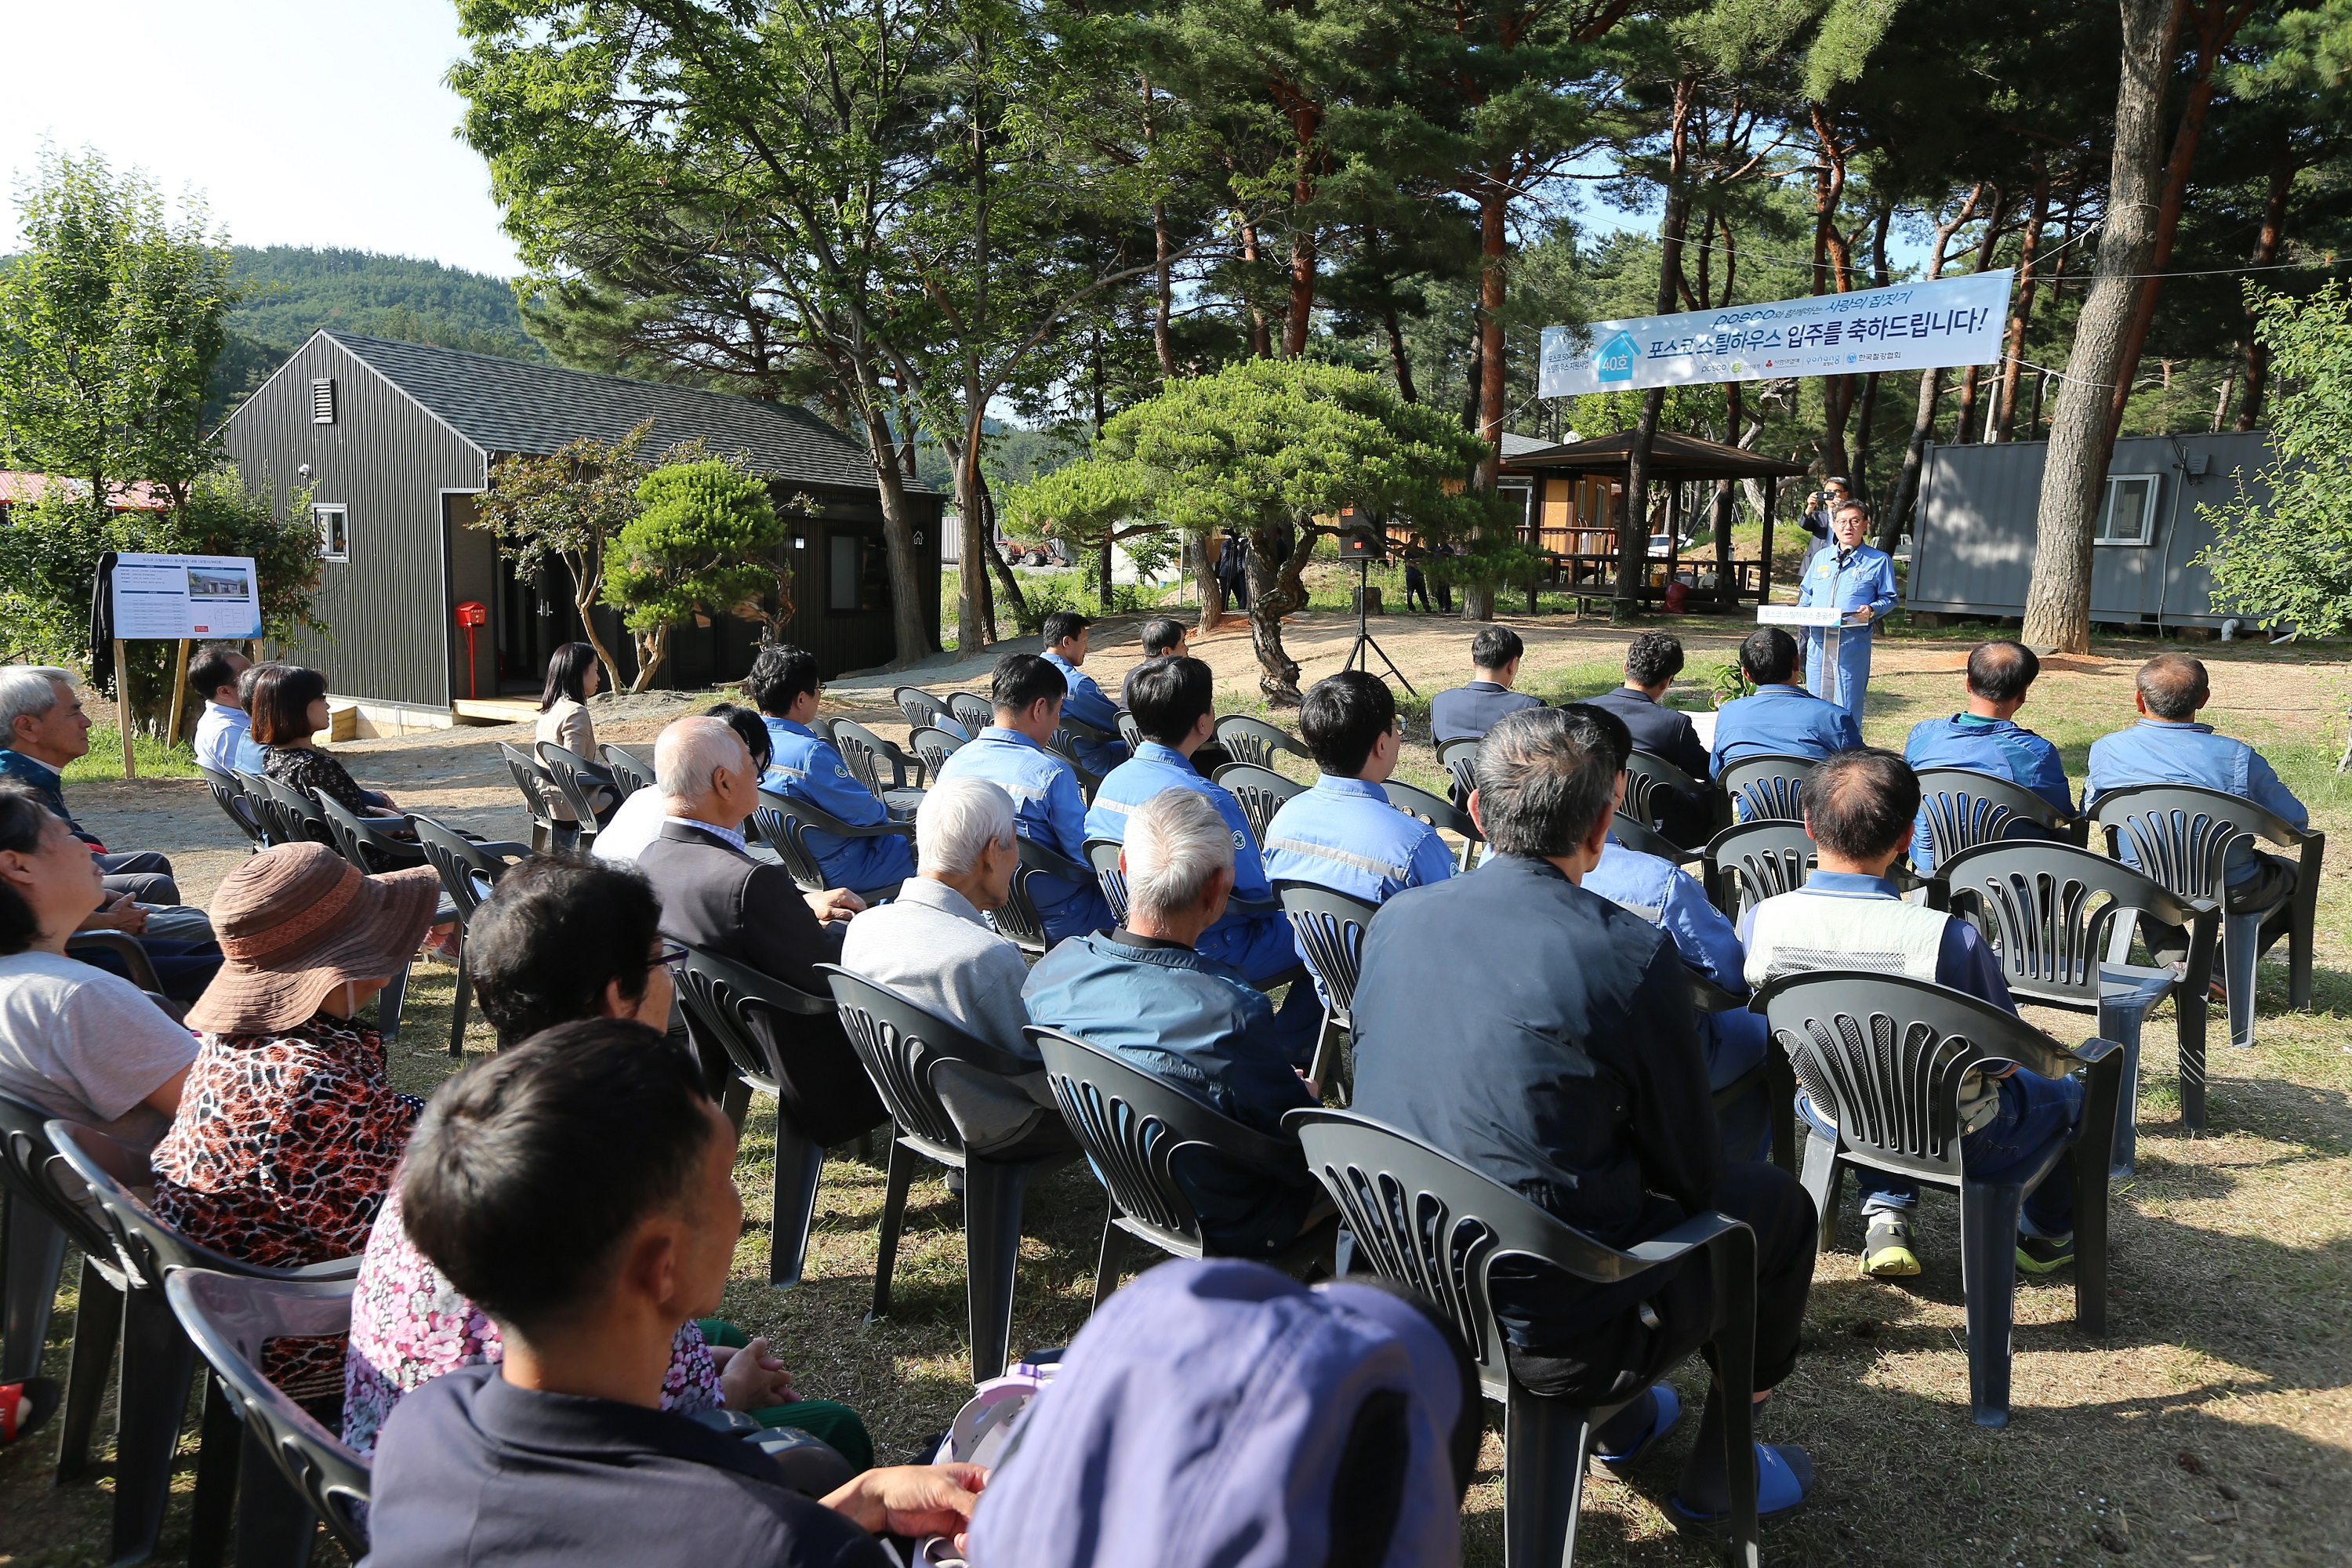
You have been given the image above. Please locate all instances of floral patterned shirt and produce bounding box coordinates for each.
[341,1183,724,1456]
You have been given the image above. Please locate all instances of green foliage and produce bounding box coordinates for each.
[603,459,786,688]
[1000,569,1160,633]
[223,245,544,358]
[2198,282,2352,637]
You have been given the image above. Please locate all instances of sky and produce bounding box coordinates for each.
[2,0,521,278]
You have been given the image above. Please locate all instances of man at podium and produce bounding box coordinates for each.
[1796,503,1899,720]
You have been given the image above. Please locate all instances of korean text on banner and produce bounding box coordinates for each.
[110,552,263,641]
[1539,270,2016,399]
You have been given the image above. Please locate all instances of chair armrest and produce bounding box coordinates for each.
[1620,1210,1746,1267]
[2067,1036,2125,1066]
[285,1254,365,1282]
[473,840,535,861]
[65,931,162,992]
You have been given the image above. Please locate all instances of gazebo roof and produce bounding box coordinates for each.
[1500,429,1809,481]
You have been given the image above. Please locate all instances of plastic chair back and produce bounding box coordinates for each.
[749,789,832,893]
[1083,838,1129,927]
[1382,778,1482,872]
[231,770,295,846]
[1720,753,1818,823]
[895,687,961,736]
[1436,738,1480,808]
[1214,714,1305,769]
[1938,840,2210,1013]
[1704,819,1815,920]
[821,968,1036,1163]
[0,1093,118,1262]
[2089,783,2298,904]
[1273,881,1377,1027]
[1610,813,1693,866]
[314,791,423,874]
[255,773,335,849]
[410,815,526,928]
[909,726,967,779]
[999,837,1091,954]
[673,944,835,1101]
[1210,762,1305,844]
[1116,710,1145,753]
[496,742,564,840]
[538,741,608,836]
[198,766,266,849]
[948,691,995,739]
[601,742,655,800]
[164,1269,372,1555]
[1915,767,2074,869]
[830,717,915,797]
[1624,749,1709,832]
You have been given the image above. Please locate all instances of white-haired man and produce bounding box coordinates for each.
[0,666,182,905]
[840,777,1062,1149]
[1022,788,1322,1258]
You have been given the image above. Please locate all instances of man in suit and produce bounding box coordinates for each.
[1902,640,2075,873]
[1428,627,1544,745]
[634,717,881,1145]
[1585,630,1715,847]
[1708,628,1863,782]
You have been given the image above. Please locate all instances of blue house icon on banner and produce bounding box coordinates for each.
[1596,330,1639,383]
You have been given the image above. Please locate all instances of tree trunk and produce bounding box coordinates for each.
[1240,218,1272,358]
[565,544,626,697]
[976,472,1028,635]
[1245,524,1308,705]
[1145,82,1176,383]
[630,622,671,693]
[1617,79,1698,619]
[1885,184,1985,550]
[2024,0,2182,653]
[1807,101,1857,478]
[1192,532,1225,635]
[1991,160,2052,441]
[1283,101,1323,358]
[2235,158,2292,430]
[1951,185,2013,444]
[1461,177,1512,622]
[1383,307,1417,401]
[1711,480,1736,611]
[954,427,991,654]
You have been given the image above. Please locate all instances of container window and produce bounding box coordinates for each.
[2095,474,2158,545]
[828,533,889,612]
[315,504,349,562]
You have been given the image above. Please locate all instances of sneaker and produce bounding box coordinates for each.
[1860,1215,1920,1278]
[2016,1232,2076,1273]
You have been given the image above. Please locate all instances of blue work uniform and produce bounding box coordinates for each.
[1903,713,2076,873]
[1041,651,1131,775]
[2085,719,2308,888]
[1796,543,1900,720]
[1708,684,1863,777]
[1260,774,1456,999]
[1428,681,1544,746]
[759,717,916,895]
[1584,838,1770,1160]
[935,727,1114,941]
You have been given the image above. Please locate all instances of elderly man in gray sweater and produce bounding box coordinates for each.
[839,776,1057,1148]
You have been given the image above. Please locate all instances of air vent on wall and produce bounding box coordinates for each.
[311,379,336,424]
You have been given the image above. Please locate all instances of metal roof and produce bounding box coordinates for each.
[1501,429,1809,481]
[321,331,913,492]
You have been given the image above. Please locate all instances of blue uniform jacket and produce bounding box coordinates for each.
[1708,684,1863,777]
[0,748,71,824]
[1429,681,1544,745]
[2085,718,2307,887]
[1041,652,1131,775]
[1797,543,1899,719]
[760,717,916,893]
[1903,713,2074,873]
[1022,931,1319,1255]
[935,727,1112,939]
[1086,742,1292,982]
[1260,775,1455,995]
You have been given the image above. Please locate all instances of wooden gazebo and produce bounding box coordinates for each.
[1499,430,1809,607]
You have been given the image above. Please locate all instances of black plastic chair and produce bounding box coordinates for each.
[748,787,912,902]
[909,726,967,779]
[1703,818,1815,921]
[1272,880,1377,1101]
[198,765,266,851]
[230,769,296,849]
[313,790,425,875]
[1610,812,1699,868]
[539,740,615,844]
[412,815,532,1057]
[1115,710,1145,753]
[1082,837,1129,928]
[1939,840,2219,1168]
[1436,737,1480,809]
[1288,1109,1762,1568]
[165,1269,372,1563]
[255,773,337,851]
[829,717,927,806]
[496,742,567,852]
[1382,778,1483,873]
[1626,747,1722,836]
[998,837,1097,956]
[48,1121,360,1567]
[1915,766,2081,873]
[1720,753,1818,824]
[893,686,963,737]
[1214,714,1307,770]
[2091,783,2327,1050]
[947,691,995,739]
[1029,1028,1338,1306]
[601,742,655,800]
[672,946,847,1287]
[1755,972,2122,1427]
[822,969,1075,1383]
[1209,762,1306,845]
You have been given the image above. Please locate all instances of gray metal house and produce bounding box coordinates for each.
[1908,429,2278,632]
[220,330,941,729]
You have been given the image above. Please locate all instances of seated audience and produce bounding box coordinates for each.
[252,664,404,818]
[933,654,1115,942]
[1024,789,1323,1256]
[533,641,616,833]
[1587,630,1716,846]
[1740,748,2082,1279]
[1087,656,1316,1054]
[0,786,195,1152]
[1428,626,1544,745]
[1120,615,1190,709]
[964,1257,1479,1568]
[1566,704,1773,1161]
[635,717,883,1145]
[2086,652,2310,973]
[1040,612,1129,774]
[0,665,185,905]
[1903,640,2074,873]
[1709,626,1863,779]
[1349,707,1819,1527]
[745,643,916,895]
[365,1029,985,1567]
[189,643,260,775]
[1260,671,1454,993]
[839,778,1059,1149]
[596,704,771,866]
[345,864,869,1467]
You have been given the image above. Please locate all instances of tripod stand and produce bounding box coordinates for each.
[1344,555,1415,695]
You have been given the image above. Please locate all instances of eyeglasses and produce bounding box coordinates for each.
[652,939,690,975]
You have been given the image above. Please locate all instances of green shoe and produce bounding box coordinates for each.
[1861,1216,1920,1277]
[2016,1232,2076,1273]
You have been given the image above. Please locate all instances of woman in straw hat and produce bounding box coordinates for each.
[151,843,446,1276]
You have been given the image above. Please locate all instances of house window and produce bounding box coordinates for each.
[311,379,336,424]
[315,504,349,562]
[827,532,888,612]
[2095,474,2159,545]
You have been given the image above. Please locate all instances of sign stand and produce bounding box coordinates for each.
[113,640,136,779]
[1756,604,1845,705]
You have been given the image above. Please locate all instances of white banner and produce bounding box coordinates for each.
[1539,270,2015,398]
[111,552,263,640]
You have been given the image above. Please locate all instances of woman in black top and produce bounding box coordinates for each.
[252,666,403,818]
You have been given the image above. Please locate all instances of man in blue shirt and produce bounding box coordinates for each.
[1795,503,1900,720]
[187,644,261,775]
[742,644,916,898]
[1903,640,2074,873]
[1040,612,1129,776]
[1118,616,1189,711]
[1740,749,2083,1281]
[1710,627,1864,779]
[2085,652,2310,967]
[1025,789,1323,1257]
[1260,671,1454,996]
[1584,630,1715,847]
[1428,626,1545,745]
[933,655,1115,943]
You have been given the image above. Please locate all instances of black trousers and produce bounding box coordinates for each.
[1506,1162,1817,1405]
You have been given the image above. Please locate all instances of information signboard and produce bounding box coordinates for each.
[110,552,263,640]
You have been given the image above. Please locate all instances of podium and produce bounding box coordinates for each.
[1757,604,1847,706]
